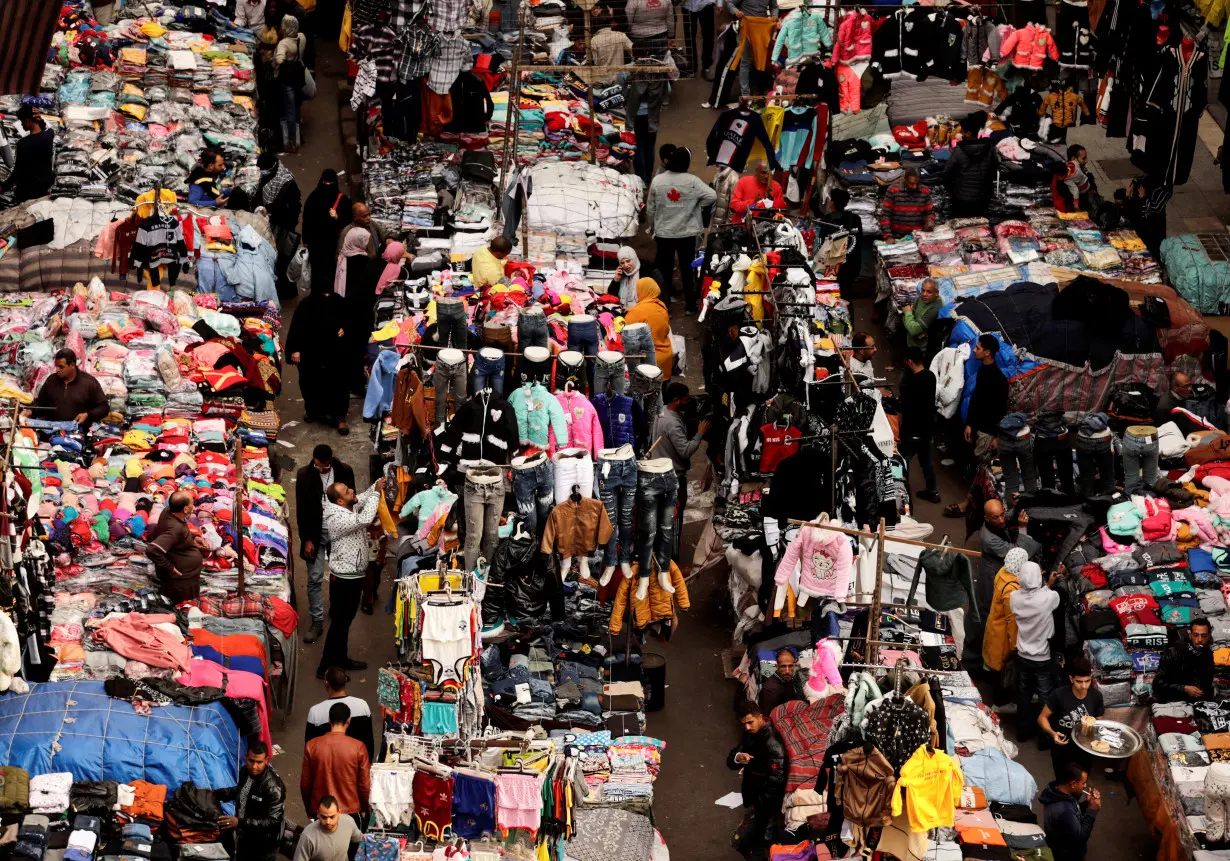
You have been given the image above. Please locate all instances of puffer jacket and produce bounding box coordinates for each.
[508,383,568,450]
[965,66,1007,107]
[592,391,644,449]
[836,63,861,113]
[832,10,873,64]
[608,561,691,633]
[982,567,1021,671]
[554,389,602,456]
[435,389,520,475]
[871,9,934,80]
[945,138,996,205]
[961,17,994,65]
[1058,25,1097,68]
[493,528,548,622]
[772,8,833,65]
[930,343,969,419]
[999,23,1059,70]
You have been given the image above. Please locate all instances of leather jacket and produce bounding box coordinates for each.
[727,724,787,810]
[217,765,286,854]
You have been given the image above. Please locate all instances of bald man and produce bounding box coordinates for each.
[145,491,208,603]
[1155,371,1191,425]
[337,203,390,257]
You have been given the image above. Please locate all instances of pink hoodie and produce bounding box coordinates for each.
[554,390,603,458]
[774,526,854,598]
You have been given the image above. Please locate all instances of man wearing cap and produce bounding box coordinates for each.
[305,667,374,758]
[144,491,208,604]
[295,445,356,644]
[1,106,54,203]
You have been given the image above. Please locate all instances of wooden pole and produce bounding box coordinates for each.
[829,423,837,513]
[234,438,245,596]
[866,518,886,666]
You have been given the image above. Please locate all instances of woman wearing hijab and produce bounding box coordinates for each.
[302,170,352,291]
[274,14,307,152]
[623,277,673,379]
[286,281,350,433]
[376,241,410,294]
[336,227,381,395]
[610,246,641,308]
[257,152,302,300]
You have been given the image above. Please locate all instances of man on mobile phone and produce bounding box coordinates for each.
[726,701,786,860]
[1038,656,1104,779]
[1039,763,1101,861]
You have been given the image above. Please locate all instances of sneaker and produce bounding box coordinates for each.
[304,619,324,644]
[341,658,368,671]
[916,489,941,503]
[700,101,713,108]
[482,618,506,640]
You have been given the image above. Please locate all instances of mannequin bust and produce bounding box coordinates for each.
[598,350,621,363]
[598,444,636,587]
[523,345,549,363]
[559,349,584,364]
[479,347,503,361]
[636,363,662,382]
[439,348,464,366]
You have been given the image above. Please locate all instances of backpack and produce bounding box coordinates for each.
[1106,381,1157,426]
[277,35,306,90]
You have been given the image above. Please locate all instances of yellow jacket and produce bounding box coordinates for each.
[891,746,964,831]
[981,568,1019,672]
[609,561,690,634]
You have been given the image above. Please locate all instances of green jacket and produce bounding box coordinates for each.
[903,296,941,350]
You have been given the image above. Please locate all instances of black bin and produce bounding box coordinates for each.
[643,653,667,712]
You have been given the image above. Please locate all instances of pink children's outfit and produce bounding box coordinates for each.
[774,524,855,598]
[495,773,544,836]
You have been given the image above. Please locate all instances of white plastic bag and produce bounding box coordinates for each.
[288,245,311,291]
[669,330,686,375]
[302,68,317,99]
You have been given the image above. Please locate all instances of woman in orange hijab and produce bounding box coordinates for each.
[623,277,673,379]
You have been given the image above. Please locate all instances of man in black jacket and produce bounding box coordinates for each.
[944,112,995,217]
[1154,617,1214,702]
[964,333,1009,465]
[1,106,54,204]
[900,347,939,503]
[1039,763,1100,861]
[217,741,286,861]
[727,701,786,860]
[296,445,356,643]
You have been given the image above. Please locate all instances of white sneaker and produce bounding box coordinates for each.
[701,101,713,108]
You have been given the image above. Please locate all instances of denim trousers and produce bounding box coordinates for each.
[464,471,505,570]
[511,455,553,535]
[631,364,663,420]
[622,323,656,368]
[1075,435,1115,496]
[434,356,468,424]
[568,319,600,390]
[998,433,1040,495]
[281,85,300,148]
[1016,656,1055,740]
[636,469,678,576]
[596,455,636,565]
[595,354,628,395]
[306,553,326,622]
[518,311,548,350]
[437,301,468,350]
[1034,436,1075,494]
[554,449,595,503]
[472,352,505,396]
[1121,432,1160,494]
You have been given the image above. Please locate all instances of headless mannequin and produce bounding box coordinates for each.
[636,456,676,601]
[560,482,592,581]
[438,347,465,367]
[478,346,503,361]
[558,349,585,389]
[773,513,834,614]
[598,443,636,587]
[524,346,549,361]
[572,313,595,325]
[636,363,662,384]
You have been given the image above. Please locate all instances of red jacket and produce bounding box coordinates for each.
[999,24,1058,70]
[729,176,786,223]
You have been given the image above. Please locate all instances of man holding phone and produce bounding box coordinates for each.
[1039,763,1101,861]
[1038,656,1104,779]
[726,701,786,860]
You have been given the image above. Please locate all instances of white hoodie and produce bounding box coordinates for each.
[1008,562,1060,662]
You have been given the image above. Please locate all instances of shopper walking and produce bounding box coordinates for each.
[145,491,207,605]
[287,286,350,433]
[294,445,355,643]
[683,0,716,77]
[306,667,374,758]
[1008,561,1060,741]
[624,278,674,378]
[217,742,285,861]
[1039,656,1104,779]
[982,546,1027,681]
[317,479,384,677]
[727,701,787,860]
[338,203,389,257]
[1,106,54,204]
[729,160,785,224]
[1039,764,1101,861]
[964,334,1009,464]
[653,382,711,554]
[300,703,371,823]
[899,348,939,503]
[647,147,716,311]
[274,14,307,152]
[879,168,935,238]
[334,226,380,395]
[902,279,941,353]
[256,153,302,300]
[944,112,995,217]
[301,170,352,291]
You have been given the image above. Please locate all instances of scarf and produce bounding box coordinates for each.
[261,162,294,207]
[376,241,406,295]
[334,227,371,298]
[615,245,640,307]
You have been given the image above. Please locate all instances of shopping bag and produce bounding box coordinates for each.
[287,245,311,291]
[302,67,317,99]
[669,330,686,375]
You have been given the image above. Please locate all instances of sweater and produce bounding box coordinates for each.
[902,297,941,350]
[729,175,786,223]
[879,185,936,237]
[774,524,854,598]
[652,409,702,474]
[646,171,717,238]
[706,108,783,173]
[509,383,569,449]
[555,389,603,456]
[1007,563,1060,661]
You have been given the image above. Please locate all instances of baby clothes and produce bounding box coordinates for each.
[369,765,414,829]
[452,773,497,839]
[495,773,544,836]
[412,771,454,842]
[421,599,476,685]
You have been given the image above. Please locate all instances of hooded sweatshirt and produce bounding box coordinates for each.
[774,525,855,599]
[1008,561,1060,661]
[1039,781,1097,861]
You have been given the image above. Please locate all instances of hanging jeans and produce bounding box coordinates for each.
[472,351,505,396]
[631,364,663,421]
[436,299,468,350]
[1016,656,1055,741]
[636,468,678,577]
[1034,435,1075,494]
[553,449,595,502]
[998,432,1040,495]
[594,354,628,395]
[654,235,699,310]
[320,574,364,672]
[518,310,549,350]
[464,469,505,570]
[1075,434,1116,497]
[434,355,468,424]
[1121,431,1160,494]
[510,454,554,535]
[596,454,637,566]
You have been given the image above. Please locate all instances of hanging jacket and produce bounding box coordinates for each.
[961,17,995,65]
[436,390,520,473]
[1039,89,1089,129]
[965,67,1007,107]
[930,343,969,420]
[907,547,979,617]
[999,23,1059,70]
[363,349,401,420]
[508,383,568,450]
[930,10,967,81]
[609,561,691,633]
[1131,43,1208,186]
[771,9,833,66]
[871,9,934,80]
[773,524,854,599]
[443,71,494,134]
[832,10,873,64]
[592,391,646,449]
[1058,25,1097,68]
[554,389,603,456]
[834,746,896,827]
[494,528,548,621]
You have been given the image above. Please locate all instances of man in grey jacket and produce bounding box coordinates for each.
[1009,561,1061,740]
[968,499,1039,666]
[652,383,710,559]
[317,478,384,678]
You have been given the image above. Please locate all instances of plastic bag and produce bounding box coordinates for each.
[302,68,317,100]
[669,330,685,375]
[287,245,311,291]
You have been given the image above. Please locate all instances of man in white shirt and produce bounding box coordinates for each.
[233,0,267,29]
[316,478,383,678]
[306,667,374,758]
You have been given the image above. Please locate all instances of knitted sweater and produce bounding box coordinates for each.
[880,185,936,237]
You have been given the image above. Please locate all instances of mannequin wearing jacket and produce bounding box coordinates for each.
[773,517,855,614]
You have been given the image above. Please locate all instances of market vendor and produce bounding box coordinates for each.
[1154,616,1214,702]
[144,491,207,605]
[1,106,54,204]
[879,168,936,238]
[758,648,804,712]
[27,349,110,429]
[187,148,229,208]
[729,160,785,224]
[470,237,512,289]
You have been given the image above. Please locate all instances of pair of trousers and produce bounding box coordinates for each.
[686,5,716,72]
[622,323,656,369]
[361,558,381,610]
[319,575,364,671]
[637,468,678,577]
[511,455,553,535]
[554,449,595,502]
[999,433,1040,494]
[464,471,504,570]
[472,351,505,395]
[518,310,548,350]
[568,318,601,390]
[436,300,468,350]
[281,85,300,148]
[482,323,514,350]
[434,356,467,424]
[595,354,627,395]
[1121,432,1160,494]
[899,435,936,493]
[631,364,663,420]
[654,235,699,308]
[1016,656,1055,740]
[305,553,326,623]
[1075,435,1115,496]
[596,454,636,565]
[1035,436,1075,494]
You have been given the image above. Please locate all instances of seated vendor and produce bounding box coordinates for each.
[26,348,110,429]
[759,648,804,713]
[471,236,512,290]
[144,491,208,605]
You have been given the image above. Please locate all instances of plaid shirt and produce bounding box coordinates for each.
[396,27,440,82]
[352,22,399,83]
[429,0,468,33]
[427,35,472,94]
[393,0,427,28]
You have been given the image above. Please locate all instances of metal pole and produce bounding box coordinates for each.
[866,518,886,666]
[234,438,245,596]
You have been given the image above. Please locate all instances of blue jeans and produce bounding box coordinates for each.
[518,311,548,350]
[306,553,326,623]
[636,469,678,576]
[595,354,627,395]
[1120,431,1159,494]
[568,318,600,391]
[511,455,553,535]
[437,300,468,350]
[596,455,636,565]
[472,352,505,395]
[622,322,656,368]
[281,84,300,148]
[631,364,662,420]
[1076,434,1115,497]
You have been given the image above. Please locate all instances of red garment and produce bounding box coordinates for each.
[97,613,192,671]
[1140,498,1173,542]
[188,628,268,673]
[729,176,786,224]
[300,731,371,815]
[759,422,802,473]
[267,596,299,637]
[1079,564,1108,589]
[176,659,272,750]
[413,771,453,842]
[1195,462,1230,484]
[1108,593,1161,627]
[113,218,140,277]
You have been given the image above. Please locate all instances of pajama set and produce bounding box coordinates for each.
[421,598,476,684]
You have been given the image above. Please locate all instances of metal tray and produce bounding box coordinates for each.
[1071,719,1143,759]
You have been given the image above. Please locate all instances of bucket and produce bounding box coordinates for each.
[643,653,667,712]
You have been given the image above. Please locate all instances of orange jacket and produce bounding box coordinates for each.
[609,561,691,634]
[623,278,673,378]
[729,175,786,223]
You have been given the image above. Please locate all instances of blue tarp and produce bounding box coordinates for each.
[947,317,1040,423]
[0,681,241,789]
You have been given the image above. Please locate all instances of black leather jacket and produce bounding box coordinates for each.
[727,724,787,811]
[217,766,286,854]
